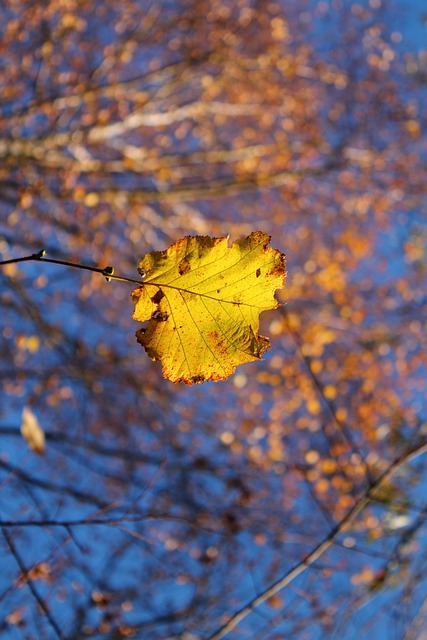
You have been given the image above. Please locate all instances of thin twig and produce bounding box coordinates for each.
[0,251,144,285]
[2,527,67,640]
[0,513,222,534]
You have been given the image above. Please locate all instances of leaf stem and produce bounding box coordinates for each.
[0,250,144,285]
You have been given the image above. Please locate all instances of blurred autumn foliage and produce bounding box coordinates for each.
[0,0,426,638]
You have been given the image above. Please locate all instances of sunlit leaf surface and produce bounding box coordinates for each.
[132,232,286,383]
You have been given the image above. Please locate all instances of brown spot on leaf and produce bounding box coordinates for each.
[208,329,230,358]
[178,260,191,275]
[256,268,261,278]
[267,252,286,278]
[152,311,168,321]
[151,289,165,304]
[135,328,148,345]
[190,375,205,384]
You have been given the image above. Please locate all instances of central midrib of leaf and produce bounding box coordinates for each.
[142,280,266,309]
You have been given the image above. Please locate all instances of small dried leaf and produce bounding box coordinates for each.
[21,407,45,455]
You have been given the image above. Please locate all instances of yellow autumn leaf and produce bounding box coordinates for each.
[132,231,286,384]
[20,407,45,455]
